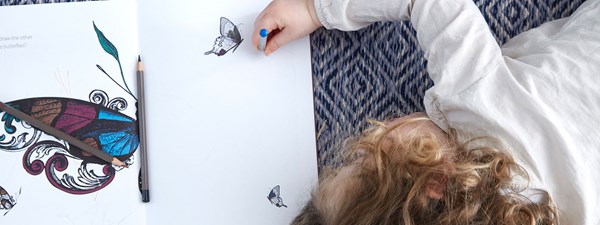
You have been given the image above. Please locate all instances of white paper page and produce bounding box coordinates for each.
[136,1,318,225]
[0,1,147,225]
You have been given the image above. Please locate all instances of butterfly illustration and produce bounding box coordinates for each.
[0,22,139,194]
[205,17,243,57]
[0,186,21,216]
[8,97,139,165]
[267,185,288,208]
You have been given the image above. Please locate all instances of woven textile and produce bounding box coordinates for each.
[1,0,587,170]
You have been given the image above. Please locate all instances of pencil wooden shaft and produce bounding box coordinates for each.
[0,101,113,163]
[137,58,150,199]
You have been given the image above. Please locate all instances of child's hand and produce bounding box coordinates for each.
[253,0,322,56]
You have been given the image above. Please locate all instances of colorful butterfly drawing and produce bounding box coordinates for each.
[0,22,139,194]
[267,185,288,208]
[0,186,21,216]
[9,97,139,164]
[205,17,244,56]
[1,94,139,194]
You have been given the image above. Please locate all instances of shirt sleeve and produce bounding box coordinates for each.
[314,0,504,129]
[411,0,503,97]
[314,0,413,31]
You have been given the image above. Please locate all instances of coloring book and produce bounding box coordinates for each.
[0,0,317,224]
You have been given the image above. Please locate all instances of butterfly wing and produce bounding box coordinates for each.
[0,187,7,202]
[220,17,243,43]
[79,108,139,157]
[268,185,282,205]
[53,100,98,134]
[205,36,224,56]
[0,186,13,211]
[276,197,287,207]
[267,185,278,198]
[7,98,96,134]
[7,98,139,164]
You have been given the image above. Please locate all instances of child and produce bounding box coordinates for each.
[253,0,600,224]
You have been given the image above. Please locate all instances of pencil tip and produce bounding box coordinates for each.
[112,157,128,168]
[138,55,141,62]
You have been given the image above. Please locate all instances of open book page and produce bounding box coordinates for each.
[0,0,317,224]
[137,0,318,225]
[0,1,145,224]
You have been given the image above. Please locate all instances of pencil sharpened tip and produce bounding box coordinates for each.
[112,157,128,168]
[138,55,141,62]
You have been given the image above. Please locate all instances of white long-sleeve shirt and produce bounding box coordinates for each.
[315,0,600,224]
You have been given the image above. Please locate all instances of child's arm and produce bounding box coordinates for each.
[314,0,412,30]
[252,0,412,55]
[254,0,503,96]
[411,0,503,96]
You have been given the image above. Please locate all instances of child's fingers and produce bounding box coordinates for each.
[253,8,282,50]
[264,29,293,56]
[253,0,320,55]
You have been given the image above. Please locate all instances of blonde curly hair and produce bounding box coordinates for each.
[292,114,559,225]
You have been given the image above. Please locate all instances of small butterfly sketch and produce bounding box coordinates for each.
[205,17,244,57]
[267,185,287,208]
[0,186,21,216]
